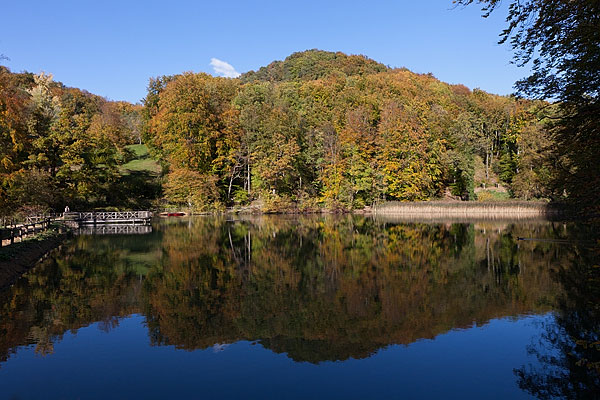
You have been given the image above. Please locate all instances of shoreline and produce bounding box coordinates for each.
[169,200,572,219]
[0,228,71,290]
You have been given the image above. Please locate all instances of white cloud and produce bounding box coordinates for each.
[210,58,240,78]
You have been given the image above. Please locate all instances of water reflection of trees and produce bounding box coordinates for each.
[0,216,578,366]
[142,216,566,362]
[515,233,600,399]
[0,234,153,365]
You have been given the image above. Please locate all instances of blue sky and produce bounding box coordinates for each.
[1,0,526,104]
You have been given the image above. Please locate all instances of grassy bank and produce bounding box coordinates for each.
[0,225,71,289]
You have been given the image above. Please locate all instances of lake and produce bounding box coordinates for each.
[0,215,598,399]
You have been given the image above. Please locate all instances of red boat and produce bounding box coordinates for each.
[160,212,187,217]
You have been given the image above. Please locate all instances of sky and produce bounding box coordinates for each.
[0,0,528,104]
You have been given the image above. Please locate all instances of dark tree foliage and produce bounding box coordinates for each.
[455,0,600,214]
[240,49,389,83]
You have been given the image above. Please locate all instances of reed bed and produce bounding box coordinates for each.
[374,215,553,224]
[374,201,560,219]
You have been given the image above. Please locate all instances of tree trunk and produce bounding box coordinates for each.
[228,173,234,200]
[485,150,489,182]
[247,161,251,195]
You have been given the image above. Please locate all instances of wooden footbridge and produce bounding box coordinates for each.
[1,211,153,246]
[64,211,152,226]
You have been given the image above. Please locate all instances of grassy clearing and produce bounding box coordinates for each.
[122,144,161,175]
[475,189,511,202]
[123,158,162,174]
[127,144,150,158]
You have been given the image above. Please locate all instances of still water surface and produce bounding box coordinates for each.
[0,216,598,399]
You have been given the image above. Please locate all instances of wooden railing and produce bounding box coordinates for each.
[0,218,54,247]
[64,211,152,225]
[1,214,61,228]
[26,213,63,224]
[78,211,151,221]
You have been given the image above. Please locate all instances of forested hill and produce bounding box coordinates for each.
[1,50,557,215]
[240,49,389,83]
[143,50,555,212]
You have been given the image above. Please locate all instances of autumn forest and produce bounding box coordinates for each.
[0,50,574,215]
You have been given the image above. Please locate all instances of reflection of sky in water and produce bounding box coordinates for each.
[212,343,230,353]
[0,314,550,399]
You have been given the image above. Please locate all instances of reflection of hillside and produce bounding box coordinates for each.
[143,216,569,362]
[0,237,146,366]
[0,217,578,365]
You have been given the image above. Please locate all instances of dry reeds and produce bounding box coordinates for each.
[374,201,561,220]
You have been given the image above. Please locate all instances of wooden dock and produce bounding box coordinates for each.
[64,211,152,226]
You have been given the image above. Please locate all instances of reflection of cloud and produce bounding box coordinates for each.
[210,58,240,78]
[212,343,230,353]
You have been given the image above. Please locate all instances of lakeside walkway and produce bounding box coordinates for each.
[1,211,152,246]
